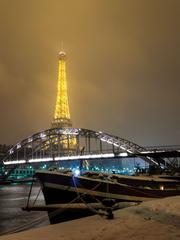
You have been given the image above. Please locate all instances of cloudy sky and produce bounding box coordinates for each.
[0,0,179,146]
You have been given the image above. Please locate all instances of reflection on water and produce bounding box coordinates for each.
[0,183,49,235]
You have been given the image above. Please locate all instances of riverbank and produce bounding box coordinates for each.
[1,196,180,240]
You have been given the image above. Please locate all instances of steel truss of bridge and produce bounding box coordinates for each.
[2,128,180,169]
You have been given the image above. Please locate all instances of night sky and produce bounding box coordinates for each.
[0,0,180,146]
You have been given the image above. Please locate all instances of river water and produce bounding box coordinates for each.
[0,183,49,236]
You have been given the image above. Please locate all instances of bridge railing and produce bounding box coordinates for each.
[143,145,180,151]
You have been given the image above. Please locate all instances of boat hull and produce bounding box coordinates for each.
[36,171,180,224]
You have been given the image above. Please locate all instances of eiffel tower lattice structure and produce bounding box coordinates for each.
[51,50,76,150]
[52,50,72,128]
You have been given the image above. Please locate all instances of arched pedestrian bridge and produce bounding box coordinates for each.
[3,128,162,166]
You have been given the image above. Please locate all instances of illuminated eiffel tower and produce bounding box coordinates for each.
[51,50,72,128]
[51,50,76,150]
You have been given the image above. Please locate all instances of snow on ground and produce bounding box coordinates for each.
[1,196,180,240]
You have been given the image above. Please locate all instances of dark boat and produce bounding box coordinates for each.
[35,169,180,224]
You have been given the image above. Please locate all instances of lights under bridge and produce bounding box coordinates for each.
[4,153,130,165]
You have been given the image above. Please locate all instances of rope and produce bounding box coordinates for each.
[47,180,104,221]
[46,177,106,222]
[26,174,35,208]
[72,176,107,216]
[32,187,42,206]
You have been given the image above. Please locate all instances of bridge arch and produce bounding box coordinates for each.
[3,128,160,166]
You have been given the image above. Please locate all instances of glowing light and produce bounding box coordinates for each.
[141,151,153,154]
[17,143,21,149]
[100,137,107,142]
[146,156,158,165]
[51,51,76,148]
[119,152,128,157]
[55,153,114,161]
[61,128,79,135]
[9,148,14,154]
[28,137,33,143]
[4,150,131,166]
[107,139,113,144]
[74,169,80,176]
[40,132,46,139]
[113,142,119,147]
[126,149,133,153]
[53,52,70,121]
[28,158,53,163]
[120,146,126,150]
[4,160,26,165]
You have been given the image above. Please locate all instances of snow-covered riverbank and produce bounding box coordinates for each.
[1,196,180,240]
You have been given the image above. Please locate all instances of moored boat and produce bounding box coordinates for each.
[35,169,180,224]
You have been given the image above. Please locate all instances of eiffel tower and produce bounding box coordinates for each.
[51,50,77,150]
[51,50,72,128]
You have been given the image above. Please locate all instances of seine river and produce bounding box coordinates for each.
[0,183,49,236]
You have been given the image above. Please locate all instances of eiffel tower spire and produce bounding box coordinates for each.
[51,50,72,128]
